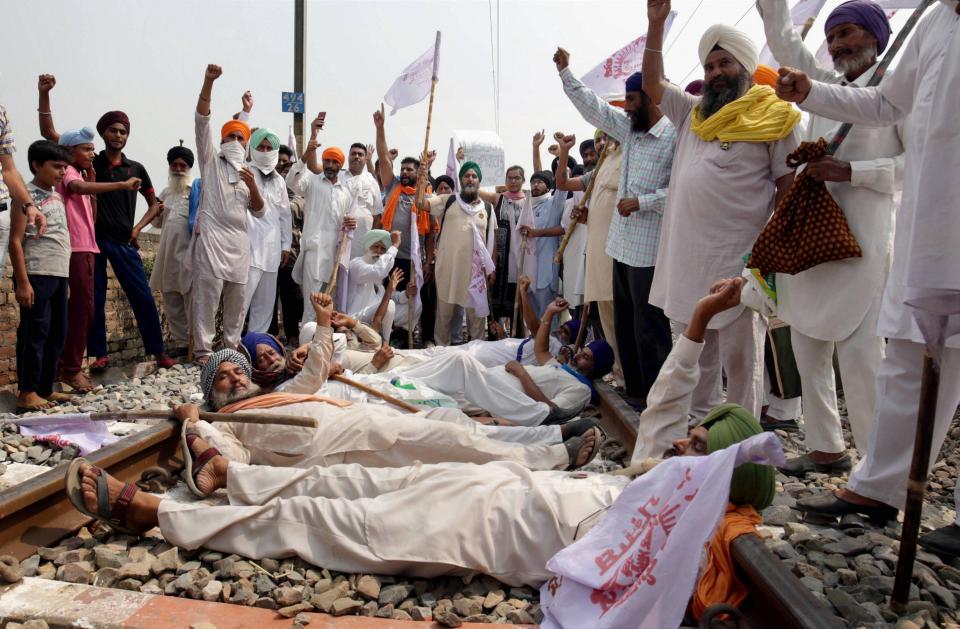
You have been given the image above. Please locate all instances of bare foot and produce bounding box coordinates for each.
[836,487,887,508]
[16,391,54,411]
[184,423,229,496]
[79,461,160,533]
[61,370,94,393]
[566,427,600,469]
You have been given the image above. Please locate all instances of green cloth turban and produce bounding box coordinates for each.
[250,127,280,151]
[459,161,482,182]
[700,403,775,510]
[363,229,392,251]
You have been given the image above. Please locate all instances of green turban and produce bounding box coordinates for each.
[249,127,280,151]
[459,161,482,182]
[700,403,775,510]
[594,128,604,142]
[363,229,392,251]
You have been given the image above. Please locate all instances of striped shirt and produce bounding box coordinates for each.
[0,106,15,205]
[560,68,676,268]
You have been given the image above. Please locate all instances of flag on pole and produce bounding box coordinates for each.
[287,124,297,156]
[580,13,676,101]
[407,202,425,330]
[384,31,441,115]
[759,0,829,67]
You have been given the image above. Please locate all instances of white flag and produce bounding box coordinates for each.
[287,124,297,157]
[580,13,676,101]
[384,32,441,115]
[759,0,829,67]
[407,200,424,331]
[540,433,785,629]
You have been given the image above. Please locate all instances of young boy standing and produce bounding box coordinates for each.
[9,140,72,412]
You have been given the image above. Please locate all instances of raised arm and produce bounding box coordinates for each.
[532,130,545,174]
[518,275,540,336]
[373,104,394,187]
[37,74,60,142]
[304,112,325,175]
[534,298,567,365]
[283,293,337,392]
[642,0,671,105]
[554,133,585,192]
[756,0,837,83]
[196,64,220,116]
[554,48,631,143]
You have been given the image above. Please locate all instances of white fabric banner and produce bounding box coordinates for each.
[540,432,785,629]
[759,0,829,67]
[384,33,440,115]
[287,124,297,157]
[580,12,676,101]
[408,194,424,323]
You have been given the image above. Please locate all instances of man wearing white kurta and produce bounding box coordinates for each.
[286,138,360,324]
[520,172,566,319]
[778,0,960,552]
[642,11,801,419]
[341,143,383,259]
[189,65,265,361]
[243,128,292,333]
[346,229,398,339]
[759,0,904,474]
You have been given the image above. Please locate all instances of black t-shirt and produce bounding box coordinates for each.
[92,151,154,244]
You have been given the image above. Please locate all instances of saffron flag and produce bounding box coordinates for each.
[580,13,676,101]
[540,432,785,629]
[384,32,441,115]
[759,0,829,67]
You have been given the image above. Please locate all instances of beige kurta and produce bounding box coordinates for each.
[150,187,192,294]
[583,146,622,303]
[429,194,490,306]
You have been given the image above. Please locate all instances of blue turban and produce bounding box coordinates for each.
[58,127,97,147]
[240,332,283,367]
[561,318,580,341]
[825,0,892,54]
[625,72,643,93]
[586,339,615,378]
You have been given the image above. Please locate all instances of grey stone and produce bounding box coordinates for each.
[771,540,798,560]
[924,583,956,609]
[375,604,395,618]
[19,555,39,578]
[311,587,344,614]
[279,602,313,618]
[823,536,872,556]
[294,613,312,626]
[118,562,152,580]
[800,576,824,595]
[151,548,180,575]
[435,611,463,627]
[259,558,280,572]
[823,554,849,571]
[93,547,126,570]
[359,601,378,617]
[177,560,202,574]
[202,579,223,602]
[274,585,303,607]
[378,583,415,606]
[482,589,505,609]
[411,606,432,621]
[254,573,277,594]
[331,597,363,616]
[826,588,886,625]
[763,504,796,526]
[92,567,118,588]
[837,569,858,586]
[254,596,278,609]
[453,597,482,617]
[506,609,536,624]
[115,578,143,591]
[56,561,93,584]
[356,574,380,600]
[391,609,413,621]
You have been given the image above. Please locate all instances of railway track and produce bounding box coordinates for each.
[0,393,842,628]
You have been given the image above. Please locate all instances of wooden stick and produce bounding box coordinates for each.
[408,292,415,349]
[554,143,613,264]
[574,302,591,354]
[512,234,528,338]
[325,234,350,297]
[892,351,940,608]
[12,409,317,428]
[330,373,420,413]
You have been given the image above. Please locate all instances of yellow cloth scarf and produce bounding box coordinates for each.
[691,85,800,143]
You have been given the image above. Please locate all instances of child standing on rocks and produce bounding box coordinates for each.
[10,140,73,412]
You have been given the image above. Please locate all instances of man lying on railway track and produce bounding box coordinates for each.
[64,277,774,622]
[188,291,602,473]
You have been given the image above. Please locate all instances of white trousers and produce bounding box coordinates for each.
[159,460,624,587]
[0,209,10,273]
[436,299,485,346]
[355,300,395,342]
[191,273,246,358]
[242,268,278,334]
[847,339,960,517]
[161,289,191,346]
[791,305,885,454]
[670,308,765,420]
[398,351,551,425]
[597,300,624,384]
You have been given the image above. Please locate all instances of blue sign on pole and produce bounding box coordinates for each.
[282,92,305,113]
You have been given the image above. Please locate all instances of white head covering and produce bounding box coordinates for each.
[698,25,759,76]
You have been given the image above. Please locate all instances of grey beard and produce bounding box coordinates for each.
[209,382,261,410]
[699,68,752,120]
[833,45,877,78]
[168,172,191,195]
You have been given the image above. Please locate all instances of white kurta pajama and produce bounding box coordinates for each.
[651,84,801,419]
[286,165,361,323]
[151,187,192,345]
[346,246,398,339]
[796,2,960,515]
[243,167,292,333]
[760,0,904,456]
[189,112,264,358]
[560,191,587,307]
[341,169,383,259]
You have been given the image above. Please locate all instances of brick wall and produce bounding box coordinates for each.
[0,231,173,389]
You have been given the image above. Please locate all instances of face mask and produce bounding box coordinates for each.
[220,140,247,171]
[251,148,279,175]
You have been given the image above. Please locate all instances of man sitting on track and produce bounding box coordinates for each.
[65,277,775,622]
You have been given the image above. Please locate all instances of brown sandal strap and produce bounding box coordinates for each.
[108,482,138,528]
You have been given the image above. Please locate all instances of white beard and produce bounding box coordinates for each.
[167,172,191,195]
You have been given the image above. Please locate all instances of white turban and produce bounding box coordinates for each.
[698,24,759,76]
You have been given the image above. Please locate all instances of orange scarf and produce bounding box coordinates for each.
[381,183,437,235]
[690,503,761,621]
[219,392,351,414]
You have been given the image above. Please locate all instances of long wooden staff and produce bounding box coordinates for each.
[330,373,420,413]
[554,142,612,264]
[11,410,317,428]
[325,233,350,297]
[573,302,591,354]
[511,234,528,338]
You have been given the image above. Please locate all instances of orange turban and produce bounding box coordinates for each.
[753,64,779,88]
[322,147,345,165]
[221,120,251,142]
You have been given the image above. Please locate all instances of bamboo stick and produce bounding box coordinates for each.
[330,373,420,413]
[574,302,591,354]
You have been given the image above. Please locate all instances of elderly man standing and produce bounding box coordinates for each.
[758,0,903,475]
[556,48,676,406]
[190,64,265,362]
[243,127,292,333]
[428,162,497,345]
[643,1,801,419]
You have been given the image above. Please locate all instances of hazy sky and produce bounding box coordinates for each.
[1,0,910,220]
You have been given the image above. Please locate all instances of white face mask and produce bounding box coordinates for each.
[251,148,279,175]
[220,140,247,170]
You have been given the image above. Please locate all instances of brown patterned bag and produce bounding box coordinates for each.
[748,138,862,276]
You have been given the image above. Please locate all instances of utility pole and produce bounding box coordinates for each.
[294,0,307,153]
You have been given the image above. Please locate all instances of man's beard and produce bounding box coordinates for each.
[168,171,191,195]
[460,185,479,203]
[629,107,651,133]
[399,174,415,187]
[209,382,261,410]
[700,68,752,119]
[324,167,339,181]
[833,45,877,78]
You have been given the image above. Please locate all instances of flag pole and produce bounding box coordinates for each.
[411,31,442,348]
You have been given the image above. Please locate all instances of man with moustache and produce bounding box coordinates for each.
[341,143,383,260]
[758,0,904,475]
[555,47,676,407]
[642,1,801,420]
